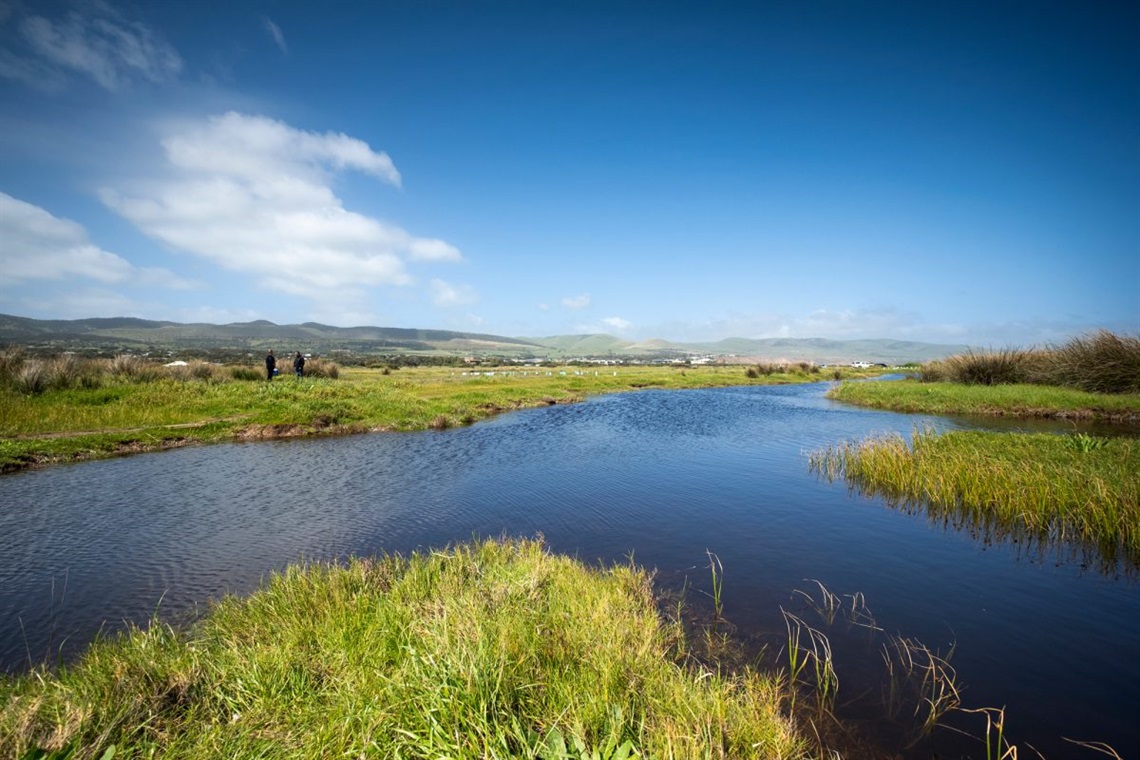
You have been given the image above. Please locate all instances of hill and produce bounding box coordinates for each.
[0,314,965,363]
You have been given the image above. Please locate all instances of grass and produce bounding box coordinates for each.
[0,362,880,472]
[828,377,1140,422]
[809,427,1140,573]
[918,330,1140,394]
[0,537,806,760]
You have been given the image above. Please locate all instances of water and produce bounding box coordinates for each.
[2,382,1136,758]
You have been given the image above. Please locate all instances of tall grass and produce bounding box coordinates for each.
[809,427,1140,574]
[920,330,1140,393]
[0,538,806,760]
[0,349,342,395]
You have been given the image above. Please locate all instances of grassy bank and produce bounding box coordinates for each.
[810,428,1140,572]
[828,378,1140,421]
[0,538,806,759]
[0,363,878,472]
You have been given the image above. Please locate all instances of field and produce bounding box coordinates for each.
[0,362,877,472]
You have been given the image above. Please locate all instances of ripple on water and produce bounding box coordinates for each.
[1,381,1137,759]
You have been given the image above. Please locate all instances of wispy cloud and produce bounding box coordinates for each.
[561,293,591,310]
[99,112,461,315]
[263,17,288,55]
[430,278,479,307]
[602,316,631,331]
[0,1,181,91]
[0,192,194,289]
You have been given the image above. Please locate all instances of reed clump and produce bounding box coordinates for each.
[0,350,342,395]
[0,538,806,760]
[810,427,1140,573]
[920,330,1140,394]
[746,361,820,379]
[0,350,104,394]
[302,357,339,379]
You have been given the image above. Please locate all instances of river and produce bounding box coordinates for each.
[1,381,1136,757]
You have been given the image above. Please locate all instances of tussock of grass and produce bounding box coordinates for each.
[810,428,1140,573]
[0,538,805,759]
[919,330,1140,394]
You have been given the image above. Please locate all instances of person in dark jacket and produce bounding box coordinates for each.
[293,352,305,378]
[265,349,276,381]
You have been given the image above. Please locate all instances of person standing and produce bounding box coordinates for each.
[293,351,305,378]
[265,349,276,381]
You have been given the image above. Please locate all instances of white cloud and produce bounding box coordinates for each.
[602,316,631,331]
[429,279,479,307]
[100,112,462,312]
[0,192,193,289]
[264,17,288,55]
[561,293,591,310]
[2,2,181,92]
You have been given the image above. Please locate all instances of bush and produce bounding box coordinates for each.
[230,366,262,381]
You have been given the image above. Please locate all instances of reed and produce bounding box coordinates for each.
[0,538,807,760]
[882,636,961,743]
[705,549,724,620]
[779,609,837,713]
[809,427,1140,574]
[918,330,1140,394]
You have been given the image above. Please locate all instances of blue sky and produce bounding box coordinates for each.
[1,0,1137,346]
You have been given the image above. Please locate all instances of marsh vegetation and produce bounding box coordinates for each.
[1,538,809,760]
[810,427,1140,574]
[0,354,878,472]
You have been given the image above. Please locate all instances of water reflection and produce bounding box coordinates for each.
[0,382,1136,758]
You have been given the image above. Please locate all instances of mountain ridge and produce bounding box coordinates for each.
[0,314,967,363]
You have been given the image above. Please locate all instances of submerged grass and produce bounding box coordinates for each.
[0,537,805,760]
[809,427,1140,572]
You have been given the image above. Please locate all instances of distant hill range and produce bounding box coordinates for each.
[0,314,966,364]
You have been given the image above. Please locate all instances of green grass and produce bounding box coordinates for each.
[809,428,1140,573]
[828,377,1140,421]
[0,364,877,472]
[0,538,806,760]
